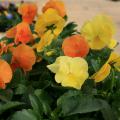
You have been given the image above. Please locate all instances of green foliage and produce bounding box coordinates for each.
[0,18,120,119]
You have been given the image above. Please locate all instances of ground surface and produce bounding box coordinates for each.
[37,0,120,52]
[0,0,120,52]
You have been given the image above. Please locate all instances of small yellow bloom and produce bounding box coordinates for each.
[47,56,89,89]
[35,8,65,37]
[91,52,120,82]
[91,63,111,82]
[33,30,54,52]
[81,15,117,50]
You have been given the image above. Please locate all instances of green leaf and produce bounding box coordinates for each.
[0,89,13,101]
[57,90,102,116]
[34,89,52,115]
[10,69,26,88]
[15,84,27,95]
[11,109,38,120]
[60,22,78,39]
[1,52,12,64]
[0,102,24,115]
[99,99,117,120]
[29,94,43,114]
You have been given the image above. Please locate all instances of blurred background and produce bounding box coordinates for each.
[0,0,120,51]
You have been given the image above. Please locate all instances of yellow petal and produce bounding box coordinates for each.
[114,62,120,71]
[61,74,83,89]
[108,52,120,63]
[34,30,54,52]
[55,72,67,83]
[54,18,65,36]
[91,63,111,82]
[70,57,88,77]
[108,39,117,49]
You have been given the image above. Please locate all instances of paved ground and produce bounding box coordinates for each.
[36,0,120,52]
[0,0,120,52]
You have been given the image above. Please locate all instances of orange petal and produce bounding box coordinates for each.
[62,34,89,57]
[0,79,6,89]
[42,0,66,17]
[15,22,33,44]
[6,26,16,38]
[0,60,12,89]
[12,44,36,71]
[18,3,37,24]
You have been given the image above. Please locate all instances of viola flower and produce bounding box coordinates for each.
[0,59,12,89]
[81,15,117,50]
[6,22,33,44]
[15,22,33,44]
[62,34,89,57]
[11,44,36,72]
[35,8,65,38]
[18,3,37,24]
[47,56,89,89]
[91,52,120,82]
[0,41,14,55]
[42,0,66,17]
[33,30,54,52]
[6,26,16,38]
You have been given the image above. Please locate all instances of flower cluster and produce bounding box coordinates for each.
[0,0,119,91]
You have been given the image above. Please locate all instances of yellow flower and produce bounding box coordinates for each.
[81,15,117,50]
[33,30,54,52]
[35,8,65,37]
[91,52,120,82]
[47,56,89,89]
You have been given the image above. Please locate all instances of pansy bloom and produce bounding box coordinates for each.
[6,22,33,44]
[33,30,54,52]
[62,34,89,57]
[42,0,66,17]
[35,8,65,37]
[47,56,89,89]
[11,44,36,72]
[0,60,12,89]
[91,52,120,82]
[0,41,14,55]
[81,15,117,50]
[18,3,37,24]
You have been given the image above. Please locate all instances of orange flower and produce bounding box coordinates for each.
[0,41,14,55]
[62,35,89,57]
[18,3,37,24]
[6,22,33,44]
[42,0,66,17]
[0,60,12,89]
[11,44,36,72]
[15,22,33,44]
[6,26,16,38]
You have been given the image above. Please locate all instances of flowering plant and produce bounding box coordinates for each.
[0,0,120,120]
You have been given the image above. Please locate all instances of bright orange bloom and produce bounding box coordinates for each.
[11,44,36,72]
[0,60,12,89]
[42,0,66,17]
[6,22,33,44]
[6,26,16,38]
[15,22,33,44]
[62,35,89,57]
[0,41,14,55]
[18,3,37,24]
